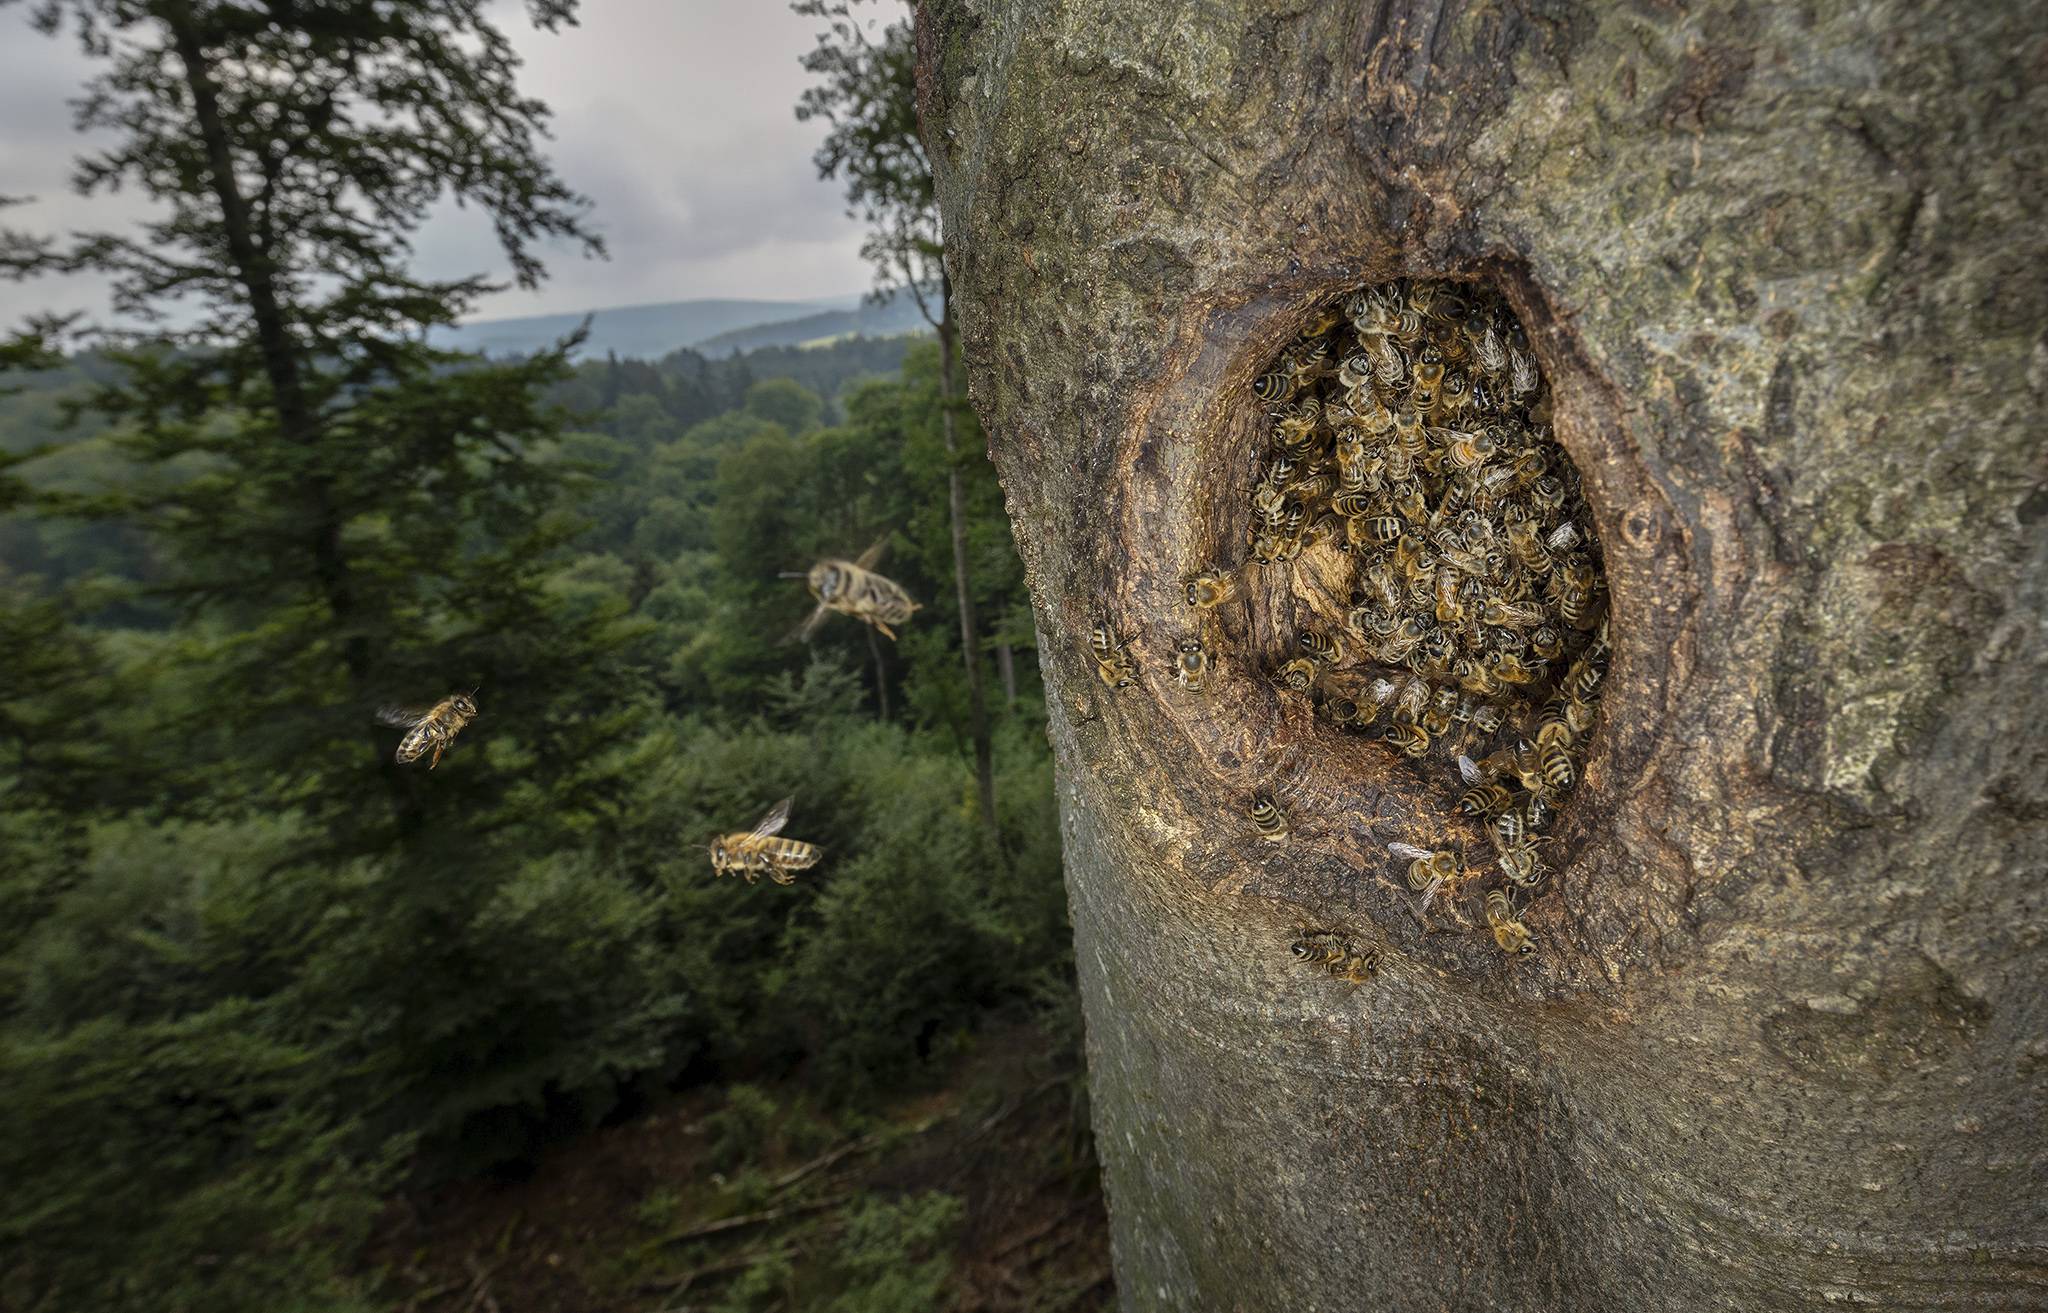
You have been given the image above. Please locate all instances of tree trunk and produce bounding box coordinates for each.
[866,623,892,723]
[939,273,1000,832]
[916,2,2046,1310]
[172,12,408,820]
[996,640,1017,708]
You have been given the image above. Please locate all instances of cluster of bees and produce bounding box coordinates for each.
[1090,278,1611,974]
[379,539,921,887]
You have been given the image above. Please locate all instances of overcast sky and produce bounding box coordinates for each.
[0,0,885,327]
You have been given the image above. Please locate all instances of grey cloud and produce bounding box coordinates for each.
[0,0,882,324]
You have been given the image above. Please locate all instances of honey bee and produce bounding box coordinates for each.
[709,797,823,885]
[1273,656,1319,692]
[1434,570,1468,625]
[1530,625,1567,661]
[1473,324,1508,378]
[1484,889,1537,954]
[1275,398,1324,447]
[1357,559,1403,611]
[1360,514,1404,545]
[1333,431,1370,487]
[1388,840,1456,892]
[1498,841,1547,890]
[1479,599,1546,629]
[378,691,479,769]
[1253,369,1295,405]
[1332,488,1377,519]
[1185,566,1241,609]
[1391,410,1427,463]
[1391,481,1429,525]
[1386,721,1431,757]
[790,536,921,641]
[1298,629,1341,664]
[1292,930,1379,984]
[1489,651,1540,685]
[1535,735,1574,796]
[1456,753,1514,817]
[1292,929,1345,968]
[1443,426,1498,471]
[1374,617,1428,665]
[1089,624,1137,689]
[1509,348,1540,399]
[1250,793,1290,842]
[1553,560,1601,629]
[1175,638,1210,691]
[1562,653,1605,703]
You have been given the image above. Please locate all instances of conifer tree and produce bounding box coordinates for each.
[2,0,630,851]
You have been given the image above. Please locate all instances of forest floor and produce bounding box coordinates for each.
[363,1024,1113,1312]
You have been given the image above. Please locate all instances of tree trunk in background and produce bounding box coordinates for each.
[865,624,891,723]
[917,2,2046,1309]
[939,273,999,832]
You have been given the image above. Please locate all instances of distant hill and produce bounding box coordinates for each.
[690,297,930,358]
[430,292,938,362]
[429,296,855,361]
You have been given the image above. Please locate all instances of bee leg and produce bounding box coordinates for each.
[873,621,897,640]
[428,742,444,769]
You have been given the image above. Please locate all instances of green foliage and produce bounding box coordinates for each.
[0,2,1068,1307]
[824,1192,965,1313]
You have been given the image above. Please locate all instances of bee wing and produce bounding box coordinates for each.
[852,533,891,572]
[1546,523,1581,550]
[1457,754,1482,784]
[784,601,833,645]
[375,703,431,728]
[1388,842,1434,861]
[748,797,794,839]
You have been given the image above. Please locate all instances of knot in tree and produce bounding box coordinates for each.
[1215,278,1607,961]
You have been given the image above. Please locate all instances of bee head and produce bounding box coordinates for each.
[809,561,842,600]
[453,693,478,716]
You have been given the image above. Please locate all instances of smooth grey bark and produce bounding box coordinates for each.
[916,1,2047,1309]
[937,273,1000,833]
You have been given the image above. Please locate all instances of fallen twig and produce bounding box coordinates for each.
[656,1194,850,1247]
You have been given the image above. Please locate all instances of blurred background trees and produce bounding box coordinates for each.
[0,1,1088,1309]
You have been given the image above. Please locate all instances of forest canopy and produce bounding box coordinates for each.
[0,0,1080,1307]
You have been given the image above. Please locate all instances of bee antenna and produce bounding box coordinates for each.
[776,571,808,579]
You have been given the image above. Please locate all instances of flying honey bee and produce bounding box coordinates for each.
[1484,889,1536,954]
[378,691,479,769]
[1089,624,1137,689]
[1250,794,1290,842]
[1185,566,1242,609]
[788,536,921,641]
[708,796,822,886]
